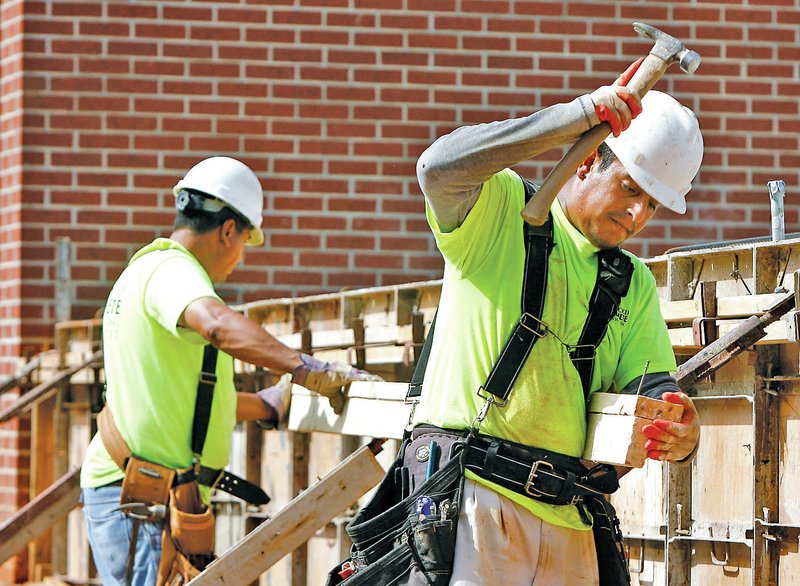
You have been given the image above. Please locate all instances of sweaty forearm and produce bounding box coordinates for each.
[182,297,303,374]
[417,95,596,228]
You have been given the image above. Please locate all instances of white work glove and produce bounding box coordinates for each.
[589,57,644,137]
[256,373,293,430]
[292,353,383,415]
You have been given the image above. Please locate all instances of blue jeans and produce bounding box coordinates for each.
[82,485,164,586]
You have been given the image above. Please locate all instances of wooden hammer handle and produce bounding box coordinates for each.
[520,53,672,226]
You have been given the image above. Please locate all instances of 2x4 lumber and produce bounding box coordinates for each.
[0,355,41,396]
[0,469,81,565]
[190,443,386,585]
[0,350,102,424]
[753,346,781,586]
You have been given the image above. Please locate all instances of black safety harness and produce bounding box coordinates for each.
[405,178,635,511]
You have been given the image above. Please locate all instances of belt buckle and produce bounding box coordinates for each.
[519,313,548,338]
[208,469,225,491]
[524,460,554,497]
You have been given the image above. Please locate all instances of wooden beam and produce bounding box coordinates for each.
[0,469,81,565]
[191,443,386,585]
[0,350,102,424]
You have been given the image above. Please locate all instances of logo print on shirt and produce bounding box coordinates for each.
[614,308,629,325]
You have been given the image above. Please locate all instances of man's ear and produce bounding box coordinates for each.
[577,151,598,180]
[220,218,237,245]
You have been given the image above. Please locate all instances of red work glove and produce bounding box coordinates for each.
[589,57,645,137]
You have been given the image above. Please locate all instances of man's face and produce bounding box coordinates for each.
[214,222,251,283]
[567,155,659,249]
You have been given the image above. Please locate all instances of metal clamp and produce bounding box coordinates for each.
[524,460,554,497]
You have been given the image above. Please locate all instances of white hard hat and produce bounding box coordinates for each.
[173,156,265,246]
[604,91,703,214]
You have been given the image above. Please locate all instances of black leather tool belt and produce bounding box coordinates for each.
[464,434,619,506]
[173,466,270,506]
[414,426,619,508]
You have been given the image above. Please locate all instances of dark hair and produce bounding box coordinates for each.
[174,190,250,236]
[597,142,618,172]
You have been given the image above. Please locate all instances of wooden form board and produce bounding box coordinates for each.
[192,444,385,585]
[288,381,411,440]
[582,393,683,468]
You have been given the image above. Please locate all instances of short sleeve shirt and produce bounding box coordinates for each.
[81,238,237,490]
[414,169,676,529]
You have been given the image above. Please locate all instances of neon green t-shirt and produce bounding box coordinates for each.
[81,238,237,493]
[414,168,676,529]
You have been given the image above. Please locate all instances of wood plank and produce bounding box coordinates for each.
[583,414,649,467]
[0,351,102,424]
[0,469,81,565]
[288,382,410,440]
[587,392,683,421]
[191,444,386,585]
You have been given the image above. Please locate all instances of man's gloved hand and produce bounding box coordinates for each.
[292,353,383,414]
[256,373,293,430]
[589,56,645,137]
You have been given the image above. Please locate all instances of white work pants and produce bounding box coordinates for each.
[449,479,599,585]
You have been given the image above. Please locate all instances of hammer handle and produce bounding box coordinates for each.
[520,53,671,226]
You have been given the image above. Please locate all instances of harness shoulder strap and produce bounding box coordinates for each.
[192,344,218,459]
[569,248,634,398]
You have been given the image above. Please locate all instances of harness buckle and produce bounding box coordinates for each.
[477,387,508,408]
[524,460,554,497]
[200,371,217,385]
[518,313,549,338]
[567,343,596,361]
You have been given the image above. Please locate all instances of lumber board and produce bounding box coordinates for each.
[0,350,102,424]
[0,468,81,565]
[190,443,386,585]
[587,392,683,421]
[288,381,411,439]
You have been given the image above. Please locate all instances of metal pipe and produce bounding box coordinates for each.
[768,180,786,242]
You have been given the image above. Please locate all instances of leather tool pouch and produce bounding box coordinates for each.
[587,495,631,586]
[168,482,215,556]
[326,436,465,586]
[157,482,215,586]
[120,455,175,507]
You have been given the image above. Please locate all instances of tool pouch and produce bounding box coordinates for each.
[157,530,202,586]
[325,437,465,586]
[156,482,215,586]
[587,495,631,586]
[120,455,175,507]
[168,481,216,556]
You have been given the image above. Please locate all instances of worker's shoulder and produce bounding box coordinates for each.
[619,249,658,291]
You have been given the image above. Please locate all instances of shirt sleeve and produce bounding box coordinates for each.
[143,254,221,338]
[614,259,677,390]
[427,168,522,277]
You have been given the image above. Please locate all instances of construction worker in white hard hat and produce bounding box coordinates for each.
[336,62,701,585]
[80,156,381,585]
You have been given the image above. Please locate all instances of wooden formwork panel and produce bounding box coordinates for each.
[611,461,667,540]
[692,398,754,530]
[627,538,666,586]
[690,541,753,585]
[780,394,800,525]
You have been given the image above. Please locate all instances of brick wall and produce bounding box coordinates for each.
[0,0,798,581]
[0,0,30,581]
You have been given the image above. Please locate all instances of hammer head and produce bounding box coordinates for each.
[633,22,701,74]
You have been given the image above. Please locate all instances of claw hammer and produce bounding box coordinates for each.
[520,22,701,226]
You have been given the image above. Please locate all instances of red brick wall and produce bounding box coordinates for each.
[0,0,799,580]
[0,0,30,581]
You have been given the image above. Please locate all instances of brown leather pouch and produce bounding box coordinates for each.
[157,529,202,586]
[169,482,215,555]
[120,455,175,506]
